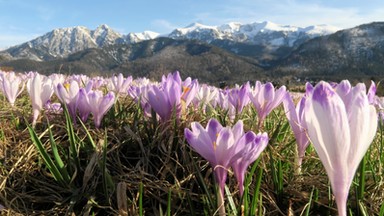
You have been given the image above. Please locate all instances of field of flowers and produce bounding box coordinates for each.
[0,70,383,215]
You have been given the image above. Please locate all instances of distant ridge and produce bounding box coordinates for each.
[3,22,384,86]
[0,21,339,61]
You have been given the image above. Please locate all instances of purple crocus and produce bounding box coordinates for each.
[228,82,251,114]
[184,119,261,215]
[304,81,378,216]
[283,92,309,173]
[216,89,236,121]
[147,73,182,121]
[107,73,132,96]
[193,84,218,112]
[77,88,92,122]
[0,71,25,106]
[231,128,268,196]
[184,119,225,214]
[181,78,199,109]
[148,71,199,121]
[249,81,286,129]
[128,84,153,118]
[87,90,115,128]
[27,73,54,127]
[44,100,63,114]
[56,80,80,122]
[148,83,181,121]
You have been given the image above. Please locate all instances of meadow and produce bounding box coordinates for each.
[0,71,383,216]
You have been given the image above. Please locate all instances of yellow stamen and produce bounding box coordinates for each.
[181,86,191,100]
[213,133,219,150]
[63,83,70,91]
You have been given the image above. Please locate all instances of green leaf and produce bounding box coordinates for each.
[47,121,70,184]
[250,167,263,216]
[27,123,68,187]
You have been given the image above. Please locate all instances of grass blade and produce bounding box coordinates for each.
[225,185,237,215]
[189,152,214,211]
[379,201,384,216]
[63,104,80,172]
[303,186,314,216]
[78,116,97,149]
[101,130,114,201]
[242,158,261,215]
[167,188,171,216]
[186,192,196,216]
[139,182,143,216]
[358,200,369,216]
[250,167,263,216]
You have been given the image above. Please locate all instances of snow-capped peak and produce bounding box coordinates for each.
[126,31,159,43]
[167,20,339,47]
[301,24,340,35]
[176,22,217,34]
[218,22,242,33]
[1,20,340,61]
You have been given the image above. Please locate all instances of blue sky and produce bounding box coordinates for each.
[1,0,384,49]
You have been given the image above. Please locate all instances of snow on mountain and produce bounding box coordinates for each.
[2,24,158,61]
[126,31,160,43]
[168,21,340,47]
[301,24,340,36]
[168,23,221,42]
[26,26,97,58]
[91,24,124,47]
[1,21,339,61]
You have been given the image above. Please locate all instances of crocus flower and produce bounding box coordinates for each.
[44,100,63,114]
[184,119,228,215]
[283,92,309,173]
[148,83,181,121]
[77,88,92,122]
[90,76,106,89]
[230,128,268,196]
[248,81,286,129]
[107,73,132,96]
[147,73,182,121]
[193,84,218,111]
[0,71,25,106]
[216,89,236,121]
[87,90,115,128]
[181,78,199,109]
[375,96,384,123]
[228,82,250,114]
[27,73,54,127]
[184,119,259,215]
[128,84,153,118]
[56,80,80,122]
[304,81,378,216]
[334,80,376,106]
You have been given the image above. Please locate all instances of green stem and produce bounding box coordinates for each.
[358,155,366,200]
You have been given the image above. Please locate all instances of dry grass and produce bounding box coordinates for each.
[0,93,383,216]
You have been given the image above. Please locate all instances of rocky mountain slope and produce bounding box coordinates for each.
[273,22,384,81]
[0,21,338,62]
[0,38,265,85]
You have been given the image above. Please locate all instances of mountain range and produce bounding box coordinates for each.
[0,21,383,86]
